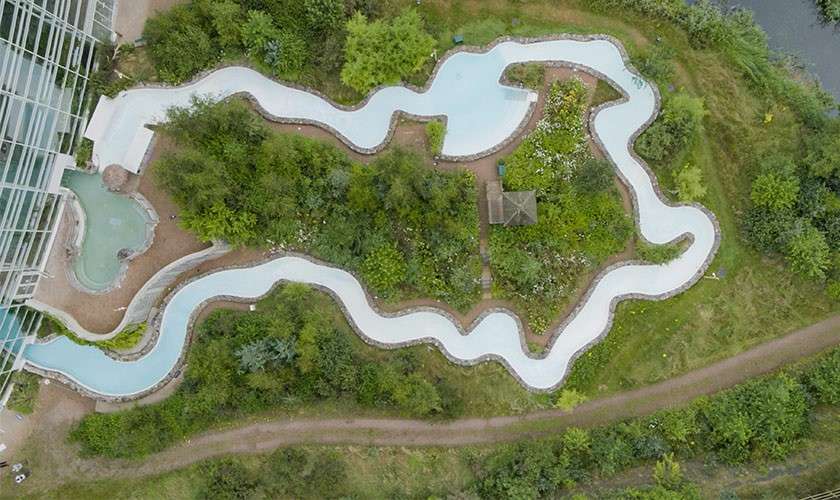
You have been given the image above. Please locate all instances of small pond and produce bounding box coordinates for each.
[63,170,153,292]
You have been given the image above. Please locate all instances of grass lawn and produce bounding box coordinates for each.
[12,405,839,499]
[412,0,839,397]
[108,0,839,401]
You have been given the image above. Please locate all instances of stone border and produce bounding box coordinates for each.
[113,35,635,163]
[60,175,159,296]
[27,241,231,343]
[32,34,720,398]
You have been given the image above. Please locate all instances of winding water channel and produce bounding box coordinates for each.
[24,37,718,395]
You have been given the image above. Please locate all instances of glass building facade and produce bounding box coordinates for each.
[0,0,113,403]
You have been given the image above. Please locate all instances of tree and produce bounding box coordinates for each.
[637,92,706,163]
[785,222,830,279]
[573,157,615,193]
[341,10,435,93]
[673,163,707,201]
[201,459,259,499]
[304,0,346,33]
[361,243,407,296]
[143,4,218,84]
[209,1,243,50]
[241,10,307,76]
[179,203,257,246]
[750,172,799,212]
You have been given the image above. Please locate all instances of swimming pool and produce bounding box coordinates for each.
[63,170,155,292]
[25,36,718,395]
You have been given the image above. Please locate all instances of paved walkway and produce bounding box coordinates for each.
[98,314,840,476]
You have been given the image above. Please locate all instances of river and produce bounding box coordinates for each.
[717,0,840,101]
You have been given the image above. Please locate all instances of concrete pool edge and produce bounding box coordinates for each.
[87,33,653,170]
[60,177,159,295]
[26,34,721,397]
[27,241,232,343]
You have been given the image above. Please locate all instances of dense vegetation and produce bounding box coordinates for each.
[139,0,435,103]
[6,371,40,414]
[341,9,435,93]
[425,119,445,155]
[593,0,840,294]
[816,0,840,22]
[473,347,840,498]
[155,98,481,309]
[55,347,840,497]
[490,78,632,332]
[505,62,546,90]
[142,0,350,85]
[127,0,840,395]
[70,284,465,458]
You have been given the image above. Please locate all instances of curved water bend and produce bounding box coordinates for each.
[25,37,718,394]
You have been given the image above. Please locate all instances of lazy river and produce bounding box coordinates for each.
[24,37,718,394]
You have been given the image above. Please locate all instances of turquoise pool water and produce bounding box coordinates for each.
[63,170,153,292]
[25,38,718,395]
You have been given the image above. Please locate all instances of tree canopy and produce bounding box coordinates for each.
[341,10,436,93]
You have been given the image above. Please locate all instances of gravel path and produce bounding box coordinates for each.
[99,314,840,477]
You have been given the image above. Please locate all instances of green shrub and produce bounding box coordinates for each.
[636,238,684,264]
[70,284,464,458]
[491,79,632,331]
[361,244,407,297]
[750,172,800,212]
[816,0,840,22]
[208,1,244,50]
[504,63,545,90]
[425,119,445,155]
[143,4,218,84]
[74,138,93,168]
[785,221,831,280]
[98,323,146,350]
[475,349,840,497]
[631,44,676,84]
[6,371,40,414]
[200,459,259,499]
[673,163,707,201]
[636,91,706,164]
[241,10,308,77]
[40,314,144,351]
[803,348,840,405]
[341,10,435,93]
[155,98,480,310]
[555,389,587,411]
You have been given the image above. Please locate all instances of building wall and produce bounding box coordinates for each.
[0,0,112,399]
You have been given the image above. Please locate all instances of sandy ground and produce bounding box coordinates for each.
[34,141,209,334]
[3,313,837,493]
[112,0,189,43]
[270,67,628,346]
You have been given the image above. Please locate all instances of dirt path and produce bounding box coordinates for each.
[31,313,837,481]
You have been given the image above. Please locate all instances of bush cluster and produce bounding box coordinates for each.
[142,0,350,84]
[636,91,706,164]
[198,448,348,499]
[504,63,546,90]
[70,284,464,458]
[816,0,840,23]
[743,128,840,284]
[424,119,445,155]
[489,79,632,331]
[6,371,40,414]
[474,347,840,498]
[154,97,481,309]
[341,9,436,93]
